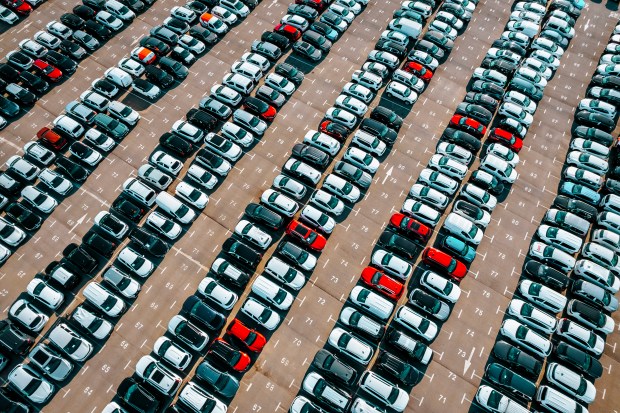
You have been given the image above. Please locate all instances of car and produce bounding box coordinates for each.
[20,185,57,214]
[9,299,48,333]
[303,30,332,52]
[277,241,317,271]
[84,128,116,151]
[476,385,528,413]
[264,73,296,96]
[555,341,602,380]
[286,220,326,251]
[135,355,182,396]
[370,249,413,281]
[232,109,267,135]
[49,323,93,361]
[567,299,614,335]
[343,147,379,174]
[69,141,103,166]
[94,211,129,239]
[240,297,281,329]
[422,247,467,280]
[359,371,408,412]
[108,101,140,125]
[312,349,357,387]
[7,364,53,404]
[116,246,154,277]
[20,39,48,59]
[460,183,497,211]
[0,5,18,23]
[168,315,209,351]
[245,202,283,230]
[401,199,441,227]
[69,305,112,340]
[6,50,34,70]
[556,319,604,356]
[319,120,351,141]
[243,96,276,122]
[226,318,265,352]
[389,212,431,242]
[328,327,373,365]
[303,372,351,412]
[293,40,322,60]
[207,338,250,372]
[195,360,239,398]
[129,227,169,258]
[6,83,37,106]
[115,378,160,413]
[492,340,542,379]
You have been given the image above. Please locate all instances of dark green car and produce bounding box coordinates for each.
[93,113,129,140]
[485,363,536,400]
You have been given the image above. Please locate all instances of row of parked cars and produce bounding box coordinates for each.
[282,0,483,412]
[97,0,374,412]
[0,0,44,25]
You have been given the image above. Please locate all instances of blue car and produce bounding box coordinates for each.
[440,235,477,263]
[559,181,600,206]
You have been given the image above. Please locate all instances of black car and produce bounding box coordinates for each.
[73,4,96,19]
[370,106,403,131]
[464,91,498,112]
[277,241,312,269]
[0,390,29,413]
[471,80,504,100]
[0,64,20,83]
[455,102,492,125]
[378,230,419,260]
[245,202,283,230]
[423,30,454,51]
[63,243,98,274]
[572,125,614,146]
[359,118,397,145]
[150,25,180,45]
[591,74,620,90]
[222,238,262,268]
[111,197,145,223]
[575,110,615,132]
[491,39,526,57]
[207,339,249,371]
[261,31,290,50]
[83,231,117,257]
[60,13,85,30]
[312,349,357,386]
[485,362,537,401]
[441,127,481,152]
[182,295,225,330]
[5,83,37,106]
[333,161,372,189]
[185,0,209,13]
[45,50,78,74]
[84,19,112,40]
[288,3,318,20]
[553,195,597,221]
[186,108,218,131]
[140,36,171,56]
[164,17,189,35]
[492,341,542,379]
[481,56,517,77]
[83,0,106,9]
[0,96,20,118]
[554,342,602,379]
[158,56,188,79]
[144,66,174,88]
[414,39,445,61]
[376,351,420,386]
[375,38,406,59]
[55,156,90,182]
[0,320,33,355]
[19,72,49,95]
[159,132,194,157]
[605,178,620,195]
[5,202,42,231]
[93,113,130,140]
[195,148,228,175]
[409,288,449,319]
[469,170,504,195]
[291,143,330,169]
[274,62,304,86]
[510,77,543,102]
[117,378,160,413]
[130,227,170,257]
[189,26,219,45]
[523,260,569,291]
[302,30,332,52]
[195,361,239,398]
[385,327,430,363]
[119,0,146,13]
[309,20,339,39]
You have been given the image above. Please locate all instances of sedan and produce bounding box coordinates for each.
[108,101,140,125]
[21,185,57,213]
[343,147,379,173]
[26,279,63,310]
[286,220,326,251]
[360,266,404,300]
[9,299,48,332]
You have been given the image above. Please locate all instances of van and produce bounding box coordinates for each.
[52,115,84,139]
[518,280,567,314]
[222,73,254,95]
[123,178,156,207]
[573,259,618,292]
[210,258,249,287]
[600,193,620,215]
[263,257,305,290]
[386,328,432,364]
[393,305,438,342]
[536,385,589,413]
[349,286,394,320]
[155,192,196,224]
[352,130,386,156]
[83,282,126,317]
[597,211,620,234]
[388,18,422,38]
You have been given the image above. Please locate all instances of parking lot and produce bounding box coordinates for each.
[1,0,620,412]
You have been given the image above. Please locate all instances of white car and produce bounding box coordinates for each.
[536,224,582,254]
[108,101,140,125]
[94,211,129,239]
[339,307,384,339]
[155,192,196,224]
[84,129,115,151]
[499,102,533,127]
[567,299,614,335]
[428,154,467,180]
[419,168,458,195]
[476,386,528,413]
[420,270,461,303]
[342,81,374,104]
[351,69,383,90]
[231,60,263,82]
[96,11,123,31]
[531,49,560,69]
[443,212,483,245]
[579,98,617,117]
[546,362,596,404]
[371,249,413,280]
[386,81,418,104]
[154,336,192,371]
[212,5,238,25]
[460,184,497,211]
[300,205,336,234]
[118,58,144,77]
[359,371,408,412]
[150,150,183,175]
[393,305,438,342]
[0,217,25,246]
[566,151,608,175]
[241,297,280,330]
[303,130,340,156]
[556,319,604,356]
[261,189,299,217]
[172,120,205,143]
[234,219,272,249]
[480,154,517,183]
[570,138,610,158]
[5,155,40,181]
[21,185,57,213]
[523,57,553,79]
[9,299,48,332]
[240,52,270,72]
[26,279,64,310]
[175,182,209,209]
[251,276,294,310]
[211,84,242,106]
[582,242,620,275]
[117,247,155,277]
[8,364,54,404]
[310,190,345,216]
[48,323,93,361]
[265,73,295,95]
[335,94,367,116]
[503,91,537,113]
[515,66,548,88]
[401,199,440,226]
[350,286,394,320]
[264,257,305,290]
[529,241,576,273]
[506,20,540,37]
[171,5,196,22]
[0,6,18,25]
[221,122,254,147]
[429,20,457,40]
[487,143,520,167]
[508,299,557,335]
[519,280,567,314]
[187,164,218,190]
[281,13,309,30]
[325,107,357,129]
[436,142,473,165]
[179,382,227,413]
[135,355,182,396]
[328,327,373,364]
[34,31,61,50]
[343,147,379,173]
[232,109,267,135]
[138,164,173,190]
[323,174,360,203]
[146,211,182,240]
[198,277,238,310]
[409,184,448,209]
[46,21,72,39]
[71,305,113,340]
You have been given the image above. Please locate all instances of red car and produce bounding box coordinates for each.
[449,115,487,138]
[295,0,327,11]
[489,127,523,152]
[2,0,31,15]
[389,213,431,242]
[422,247,467,281]
[360,267,404,300]
[226,319,266,352]
[274,23,301,42]
[32,59,63,82]
[207,338,251,372]
[319,120,349,141]
[243,97,277,122]
[403,61,433,82]
[286,219,327,251]
[37,127,67,150]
